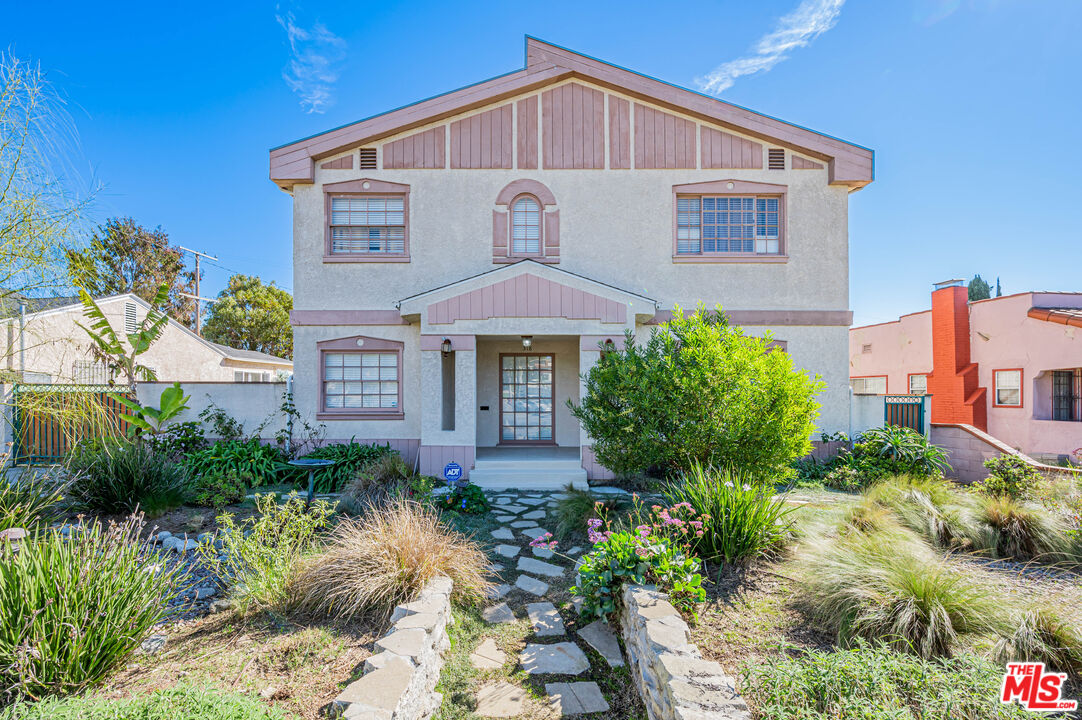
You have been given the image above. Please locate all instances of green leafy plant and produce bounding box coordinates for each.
[569,304,824,478]
[2,682,291,719]
[553,486,629,539]
[190,469,250,509]
[298,441,395,492]
[0,515,186,701]
[198,403,247,442]
[200,492,335,616]
[112,381,190,439]
[146,420,206,460]
[75,283,170,388]
[662,464,795,564]
[826,427,952,490]
[65,442,189,516]
[184,438,284,486]
[976,455,1044,500]
[434,483,489,515]
[339,453,420,511]
[0,462,67,532]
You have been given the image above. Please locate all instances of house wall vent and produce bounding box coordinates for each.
[359,148,377,169]
[124,302,137,335]
[767,148,785,170]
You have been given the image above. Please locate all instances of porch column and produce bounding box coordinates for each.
[418,335,477,479]
[578,335,624,481]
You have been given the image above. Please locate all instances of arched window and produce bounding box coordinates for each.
[511,196,541,256]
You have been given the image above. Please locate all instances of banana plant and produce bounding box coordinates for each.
[112,382,191,438]
[76,283,171,389]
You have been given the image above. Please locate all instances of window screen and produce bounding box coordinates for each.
[330,197,405,254]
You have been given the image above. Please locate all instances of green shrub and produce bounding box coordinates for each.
[65,442,189,517]
[184,438,284,486]
[973,495,1072,562]
[2,683,292,719]
[823,464,864,491]
[976,455,1044,500]
[200,492,335,616]
[743,643,1037,719]
[851,426,951,479]
[569,304,824,478]
[300,441,395,492]
[662,464,795,564]
[0,516,185,701]
[0,469,66,532]
[145,420,206,460]
[553,486,629,540]
[433,483,489,515]
[339,452,418,511]
[190,469,250,509]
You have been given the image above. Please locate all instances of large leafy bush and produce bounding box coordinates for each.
[184,438,284,486]
[0,517,185,701]
[570,304,824,477]
[300,441,395,492]
[827,426,951,490]
[976,454,1044,500]
[65,442,189,516]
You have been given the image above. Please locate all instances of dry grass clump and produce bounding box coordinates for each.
[996,603,1082,677]
[292,498,493,619]
[973,494,1072,562]
[338,454,416,512]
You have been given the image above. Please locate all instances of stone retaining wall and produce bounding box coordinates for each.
[329,576,453,720]
[619,585,750,720]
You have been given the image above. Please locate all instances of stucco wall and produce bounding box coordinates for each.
[849,310,932,394]
[137,381,290,440]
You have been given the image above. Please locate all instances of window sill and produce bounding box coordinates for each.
[323,255,411,263]
[316,412,405,421]
[493,256,560,264]
[672,254,788,264]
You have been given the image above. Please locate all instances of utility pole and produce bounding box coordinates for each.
[177,246,218,335]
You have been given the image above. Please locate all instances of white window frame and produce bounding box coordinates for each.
[994,369,1023,407]
[851,376,887,395]
[908,373,928,395]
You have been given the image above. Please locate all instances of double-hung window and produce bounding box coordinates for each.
[851,376,887,395]
[323,351,400,411]
[329,197,405,255]
[908,373,928,395]
[993,369,1022,407]
[511,196,541,256]
[677,195,781,255]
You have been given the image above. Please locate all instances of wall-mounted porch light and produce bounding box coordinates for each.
[521,335,533,350]
[441,338,453,356]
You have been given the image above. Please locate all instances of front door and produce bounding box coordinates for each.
[500,354,555,444]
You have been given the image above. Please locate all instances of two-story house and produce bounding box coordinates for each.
[271,37,874,488]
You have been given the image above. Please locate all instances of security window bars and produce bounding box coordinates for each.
[1052,369,1081,421]
[324,352,399,410]
[994,369,1022,407]
[330,197,405,254]
[511,196,541,255]
[676,196,780,255]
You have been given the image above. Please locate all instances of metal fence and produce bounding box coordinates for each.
[11,384,134,463]
[884,394,926,434]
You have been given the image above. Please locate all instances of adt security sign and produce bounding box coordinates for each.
[443,461,463,483]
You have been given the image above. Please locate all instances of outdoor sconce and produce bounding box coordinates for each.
[441,338,453,356]
[521,335,533,350]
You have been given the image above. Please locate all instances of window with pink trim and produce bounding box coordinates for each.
[677,195,781,255]
[317,335,404,420]
[511,195,542,256]
[329,196,405,255]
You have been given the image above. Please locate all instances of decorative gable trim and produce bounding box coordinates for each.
[427,273,626,325]
[493,180,559,264]
[383,126,446,169]
[792,155,824,170]
[320,155,354,170]
[700,127,762,169]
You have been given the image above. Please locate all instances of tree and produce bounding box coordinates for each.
[569,305,825,478]
[66,217,198,327]
[968,274,991,301]
[202,275,293,359]
[995,277,1003,297]
[76,283,170,388]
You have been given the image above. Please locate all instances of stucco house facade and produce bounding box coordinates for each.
[850,281,1082,463]
[1,294,293,384]
[273,38,874,486]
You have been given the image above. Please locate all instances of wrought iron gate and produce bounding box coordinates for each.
[12,384,133,463]
[884,395,926,434]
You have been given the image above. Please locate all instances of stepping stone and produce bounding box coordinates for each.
[517,557,564,578]
[494,497,514,505]
[495,515,515,522]
[476,681,527,718]
[496,544,520,558]
[515,574,549,597]
[578,620,624,667]
[571,596,583,613]
[520,497,548,506]
[487,562,505,573]
[482,602,516,624]
[470,638,507,669]
[499,504,528,513]
[522,510,546,520]
[527,602,565,636]
[510,520,538,529]
[491,528,515,540]
[520,642,590,675]
[532,546,554,559]
[546,682,609,715]
[486,584,511,600]
[566,546,582,556]
[590,486,629,495]
[521,527,551,541]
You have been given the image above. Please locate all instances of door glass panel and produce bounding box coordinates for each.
[500,354,555,444]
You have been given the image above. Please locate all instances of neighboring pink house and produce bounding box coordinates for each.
[850,281,1082,463]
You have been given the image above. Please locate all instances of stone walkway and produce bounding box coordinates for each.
[471,490,629,718]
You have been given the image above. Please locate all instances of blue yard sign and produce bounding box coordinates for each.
[443,461,463,483]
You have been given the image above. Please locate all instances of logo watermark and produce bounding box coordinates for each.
[1000,662,1077,712]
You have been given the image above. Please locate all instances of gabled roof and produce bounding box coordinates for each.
[270,36,873,190]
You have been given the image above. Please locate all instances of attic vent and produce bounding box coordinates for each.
[861,343,872,354]
[124,302,137,335]
[767,148,785,170]
[359,148,377,169]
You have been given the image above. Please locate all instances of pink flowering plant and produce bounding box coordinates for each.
[532,500,705,621]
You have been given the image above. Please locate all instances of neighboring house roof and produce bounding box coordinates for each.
[2,293,292,367]
[1028,307,1082,329]
[0,294,81,318]
[270,36,874,191]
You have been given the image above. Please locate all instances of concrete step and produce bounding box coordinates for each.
[473,458,584,472]
[468,466,588,491]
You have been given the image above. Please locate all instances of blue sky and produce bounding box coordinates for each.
[5,0,1080,325]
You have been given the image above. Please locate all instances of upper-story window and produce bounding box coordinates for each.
[511,196,542,256]
[330,197,405,254]
[677,195,780,255]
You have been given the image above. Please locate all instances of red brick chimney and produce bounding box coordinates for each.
[926,280,987,430]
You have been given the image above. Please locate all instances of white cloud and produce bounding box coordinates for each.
[697,0,846,95]
[275,9,347,114]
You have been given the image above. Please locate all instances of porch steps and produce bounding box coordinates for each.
[469,458,588,491]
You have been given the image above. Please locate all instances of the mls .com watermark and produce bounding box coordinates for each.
[1000,662,1078,712]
